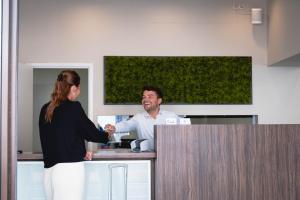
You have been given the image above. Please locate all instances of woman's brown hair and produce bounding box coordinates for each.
[45,70,80,122]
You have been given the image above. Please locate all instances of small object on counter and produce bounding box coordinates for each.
[108,142,120,149]
[132,147,141,153]
[17,150,23,154]
[130,139,150,152]
[100,142,120,149]
[120,138,135,148]
[100,143,110,149]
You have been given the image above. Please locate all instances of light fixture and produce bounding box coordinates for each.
[251,8,263,24]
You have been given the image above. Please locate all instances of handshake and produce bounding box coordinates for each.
[104,124,116,135]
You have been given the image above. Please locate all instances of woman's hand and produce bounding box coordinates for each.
[84,151,93,161]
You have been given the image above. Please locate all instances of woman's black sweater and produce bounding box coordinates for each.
[39,100,108,168]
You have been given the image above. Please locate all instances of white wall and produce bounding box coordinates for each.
[268,0,300,65]
[18,0,300,127]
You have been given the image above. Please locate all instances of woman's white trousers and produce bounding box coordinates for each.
[44,162,85,200]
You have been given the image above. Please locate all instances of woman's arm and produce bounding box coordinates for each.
[74,102,109,143]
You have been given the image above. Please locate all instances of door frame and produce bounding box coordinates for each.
[27,63,95,151]
[28,63,94,119]
[1,0,18,199]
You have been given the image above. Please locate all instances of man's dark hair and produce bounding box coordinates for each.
[142,85,163,99]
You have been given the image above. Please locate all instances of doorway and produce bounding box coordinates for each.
[18,63,93,154]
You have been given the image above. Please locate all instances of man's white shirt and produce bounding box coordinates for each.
[115,110,179,149]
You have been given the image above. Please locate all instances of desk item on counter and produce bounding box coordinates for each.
[120,138,135,148]
[130,139,150,152]
[179,118,191,125]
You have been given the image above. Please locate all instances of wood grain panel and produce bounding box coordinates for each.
[154,125,300,200]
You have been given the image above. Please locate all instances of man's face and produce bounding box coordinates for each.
[142,90,162,112]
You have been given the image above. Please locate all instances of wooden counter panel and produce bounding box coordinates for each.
[155,124,300,200]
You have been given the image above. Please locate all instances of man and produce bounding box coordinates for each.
[105,86,179,150]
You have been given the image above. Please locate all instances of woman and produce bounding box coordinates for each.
[39,70,109,200]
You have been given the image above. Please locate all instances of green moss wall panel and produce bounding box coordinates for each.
[104,56,252,104]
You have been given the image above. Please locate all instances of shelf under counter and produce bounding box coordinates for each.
[17,149,156,161]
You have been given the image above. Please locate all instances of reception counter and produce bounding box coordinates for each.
[18,149,156,161]
[18,149,155,200]
[18,124,300,200]
[154,124,300,200]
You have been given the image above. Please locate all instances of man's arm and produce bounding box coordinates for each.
[105,117,138,134]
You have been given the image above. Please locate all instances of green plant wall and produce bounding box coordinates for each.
[104,56,252,104]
